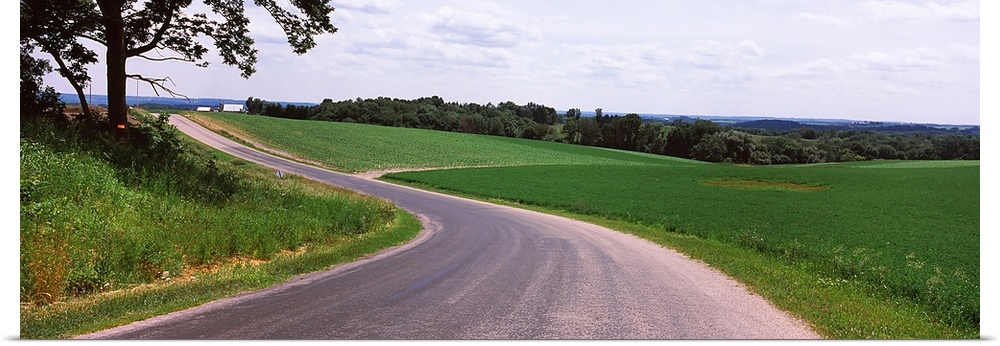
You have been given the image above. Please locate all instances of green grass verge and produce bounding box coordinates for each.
[20,115,423,338]
[20,209,421,339]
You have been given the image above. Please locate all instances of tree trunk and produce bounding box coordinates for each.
[98,0,129,141]
[44,48,93,119]
[71,82,93,120]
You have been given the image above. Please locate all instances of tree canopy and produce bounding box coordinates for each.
[20,0,337,140]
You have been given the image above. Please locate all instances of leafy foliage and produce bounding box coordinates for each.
[19,45,64,120]
[21,0,337,138]
[20,0,100,117]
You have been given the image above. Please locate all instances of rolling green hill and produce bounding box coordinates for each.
[183,112,980,339]
[187,112,703,172]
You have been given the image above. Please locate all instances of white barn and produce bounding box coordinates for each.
[220,103,245,113]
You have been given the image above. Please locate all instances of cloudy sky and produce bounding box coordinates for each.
[43,0,983,125]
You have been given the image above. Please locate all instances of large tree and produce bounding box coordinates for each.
[20,0,337,141]
[20,0,100,119]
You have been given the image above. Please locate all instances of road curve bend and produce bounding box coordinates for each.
[79,115,818,339]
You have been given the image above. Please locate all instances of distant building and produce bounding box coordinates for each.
[196,106,212,112]
[220,103,245,113]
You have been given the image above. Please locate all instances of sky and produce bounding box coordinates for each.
[39,0,983,125]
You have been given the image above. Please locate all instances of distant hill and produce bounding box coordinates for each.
[582,111,977,133]
[59,94,316,111]
[731,119,978,135]
[733,119,824,131]
[60,94,976,135]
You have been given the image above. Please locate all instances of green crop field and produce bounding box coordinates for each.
[183,112,980,338]
[187,112,702,172]
[386,163,979,332]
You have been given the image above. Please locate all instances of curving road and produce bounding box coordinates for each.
[79,115,818,339]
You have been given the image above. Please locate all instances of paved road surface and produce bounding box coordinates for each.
[78,115,818,339]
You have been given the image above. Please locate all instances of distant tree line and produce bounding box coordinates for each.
[245,97,312,120]
[247,95,558,139]
[242,96,979,164]
[733,119,979,136]
[748,127,980,163]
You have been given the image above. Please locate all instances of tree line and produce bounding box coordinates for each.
[247,96,559,139]
[244,96,979,164]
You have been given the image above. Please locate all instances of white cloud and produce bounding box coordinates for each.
[860,0,979,23]
[739,40,767,60]
[763,44,973,101]
[556,39,772,96]
[414,42,521,70]
[426,6,541,48]
[330,0,401,14]
[686,40,767,69]
[795,12,850,27]
[852,48,949,72]
[946,43,980,62]
[775,58,844,81]
[560,44,675,86]
[272,1,549,94]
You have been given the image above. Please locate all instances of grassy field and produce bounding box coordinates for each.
[386,162,979,333]
[187,112,703,172]
[19,114,422,338]
[178,112,980,338]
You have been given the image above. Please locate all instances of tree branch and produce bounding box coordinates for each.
[135,49,211,67]
[40,44,94,119]
[136,53,194,63]
[77,33,107,46]
[126,0,181,57]
[126,73,190,101]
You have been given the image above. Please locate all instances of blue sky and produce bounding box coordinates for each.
[38,0,983,125]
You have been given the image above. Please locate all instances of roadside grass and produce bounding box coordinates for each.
[20,209,420,339]
[19,114,422,338]
[186,112,702,172]
[384,163,979,338]
[184,112,979,338]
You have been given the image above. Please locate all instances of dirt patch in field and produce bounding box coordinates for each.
[702,178,827,192]
[355,165,501,179]
[185,114,338,171]
[64,105,108,116]
[355,168,434,179]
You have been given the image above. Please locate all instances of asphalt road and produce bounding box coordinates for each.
[78,115,819,339]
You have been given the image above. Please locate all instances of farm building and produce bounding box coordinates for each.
[196,106,212,112]
[220,103,245,113]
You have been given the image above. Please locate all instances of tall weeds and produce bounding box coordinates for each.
[19,113,396,305]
